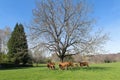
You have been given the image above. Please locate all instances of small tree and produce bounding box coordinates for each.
[3,27,11,53]
[7,23,31,65]
[0,52,8,63]
[31,43,47,66]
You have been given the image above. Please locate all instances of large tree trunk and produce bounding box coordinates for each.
[60,56,64,62]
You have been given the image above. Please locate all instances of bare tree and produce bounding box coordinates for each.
[31,43,47,66]
[0,27,11,53]
[0,29,3,52]
[29,0,108,62]
[3,27,11,53]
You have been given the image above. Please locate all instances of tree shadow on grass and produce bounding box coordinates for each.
[70,66,112,71]
[0,67,33,70]
[0,64,48,71]
[0,64,34,70]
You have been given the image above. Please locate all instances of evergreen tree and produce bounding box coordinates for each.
[7,23,31,65]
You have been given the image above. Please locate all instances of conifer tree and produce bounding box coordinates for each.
[8,23,31,65]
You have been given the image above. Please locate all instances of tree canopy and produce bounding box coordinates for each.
[29,0,108,62]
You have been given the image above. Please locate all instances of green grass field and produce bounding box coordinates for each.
[0,62,120,80]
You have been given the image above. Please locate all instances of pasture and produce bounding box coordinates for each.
[0,62,120,80]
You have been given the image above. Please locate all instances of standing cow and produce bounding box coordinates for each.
[79,61,89,67]
[59,62,73,70]
[47,62,55,70]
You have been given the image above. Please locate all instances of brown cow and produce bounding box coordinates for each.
[73,63,79,67]
[59,62,73,70]
[79,61,89,67]
[47,62,55,70]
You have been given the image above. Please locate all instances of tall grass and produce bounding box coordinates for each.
[0,62,120,80]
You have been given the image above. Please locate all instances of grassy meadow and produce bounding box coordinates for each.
[0,62,120,80]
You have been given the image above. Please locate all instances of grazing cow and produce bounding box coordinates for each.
[47,62,55,70]
[59,62,73,70]
[73,63,79,67]
[79,61,89,67]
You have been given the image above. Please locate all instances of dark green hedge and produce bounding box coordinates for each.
[0,63,33,69]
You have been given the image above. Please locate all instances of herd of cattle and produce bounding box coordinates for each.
[47,61,89,70]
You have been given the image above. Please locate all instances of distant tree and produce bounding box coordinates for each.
[3,27,11,53]
[31,43,47,66]
[29,0,108,62]
[7,23,31,65]
[0,29,5,52]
